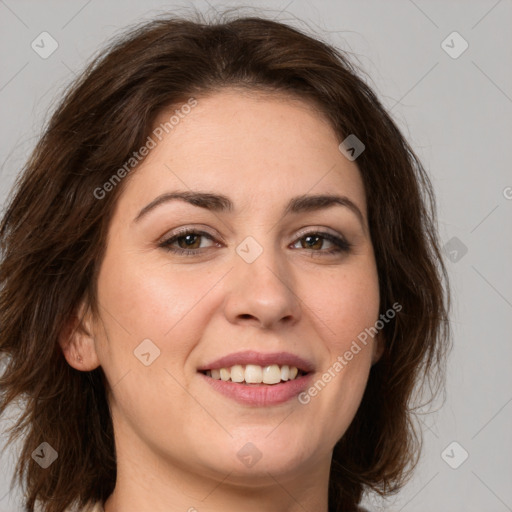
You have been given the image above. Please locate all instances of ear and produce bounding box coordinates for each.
[371,331,385,365]
[58,300,101,371]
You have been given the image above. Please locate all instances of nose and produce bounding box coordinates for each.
[223,240,302,330]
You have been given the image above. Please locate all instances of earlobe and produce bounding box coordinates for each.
[58,302,101,371]
[371,332,385,365]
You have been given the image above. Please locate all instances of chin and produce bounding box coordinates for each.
[200,437,320,480]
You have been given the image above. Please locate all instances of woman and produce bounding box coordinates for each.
[0,11,451,512]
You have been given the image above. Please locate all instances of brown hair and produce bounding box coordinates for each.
[0,10,451,512]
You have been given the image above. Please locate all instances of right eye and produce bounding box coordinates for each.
[159,229,220,255]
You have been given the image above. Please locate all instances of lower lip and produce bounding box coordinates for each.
[199,372,314,406]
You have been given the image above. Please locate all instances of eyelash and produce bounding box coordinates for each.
[159,228,352,257]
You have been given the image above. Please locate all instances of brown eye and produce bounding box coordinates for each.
[292,232,352,256]
[159,229,217,255]
[175,233,202,250]
[300,234,324,250]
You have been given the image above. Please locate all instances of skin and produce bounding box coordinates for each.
[60,88,384,512]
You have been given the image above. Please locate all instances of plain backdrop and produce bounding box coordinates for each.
[0,1,511,511]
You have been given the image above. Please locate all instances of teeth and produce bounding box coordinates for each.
[245,364,263,383]
[204,364,303,384]
[230,364,244,383]
[262,364,281,384]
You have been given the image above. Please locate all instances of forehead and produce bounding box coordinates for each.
[122,89,367,217]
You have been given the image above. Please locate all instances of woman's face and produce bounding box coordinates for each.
[75,89,382,486]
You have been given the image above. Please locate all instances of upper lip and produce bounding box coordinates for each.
[197,350,315,373]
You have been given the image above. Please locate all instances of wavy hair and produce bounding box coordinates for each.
[0,10,451,512]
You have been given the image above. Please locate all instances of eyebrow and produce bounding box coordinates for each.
[133,190,366,229]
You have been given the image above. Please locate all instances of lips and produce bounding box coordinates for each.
[197,350,315,406]
[197,350,315,373]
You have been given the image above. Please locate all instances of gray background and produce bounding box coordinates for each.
[1,1,511,511]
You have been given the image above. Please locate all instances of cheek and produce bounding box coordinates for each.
[97,248,211,340]
[95,252,204,421]
[92,251,206,394]
[303,261,380,356]
[299,267,379,441]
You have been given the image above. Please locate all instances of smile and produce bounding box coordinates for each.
[199,364,305,385]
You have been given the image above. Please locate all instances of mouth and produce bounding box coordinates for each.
[197,351,314,406]
[198,364,309,385]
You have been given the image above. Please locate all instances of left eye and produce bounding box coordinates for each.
[159,229,351,256]
[291,233,351,254]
